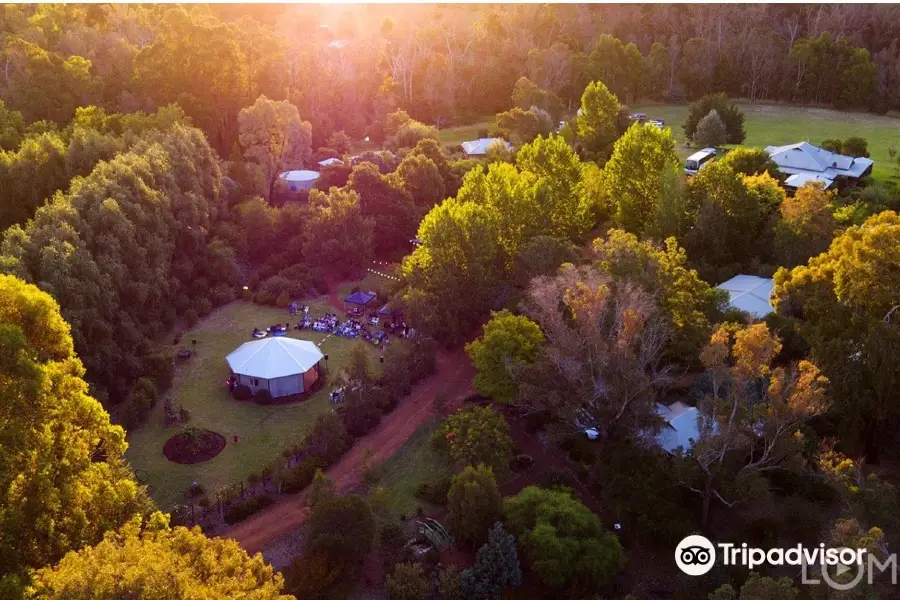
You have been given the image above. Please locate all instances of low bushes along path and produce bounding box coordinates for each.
[223,346,475,554]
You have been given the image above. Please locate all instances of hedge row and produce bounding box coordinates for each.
[223,494,275,525]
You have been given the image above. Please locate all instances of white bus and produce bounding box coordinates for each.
[685,148,717,175]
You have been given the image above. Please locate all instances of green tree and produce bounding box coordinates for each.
[25,513,291,599]
[307,469,336,509]
[576,80,621,159]
[432,406,514,474]
[593,230,727,359]
[709,572,799,600]
[447,465,503,548]
[399,199,503,343]
[347,162,418,258]
[773,211,900,464]
[720,147,780,178]
[674,323,828,527]
[303,188,374,278]
[774,181,838,268]
[238,95,313,200]
[466,310,544,404]
[304,495,375,565]
[0,274,148,586]
[0,100,26,150]
[516,134,594,242]
[325,130,351,155]
[685,163,784,271]
[600,122,680,237]
[459,523,522,600]
[395,153,446,208]
[503,486,625,594]
[385,562,429,600]
[693,109,728,148]
[683,93,746,144]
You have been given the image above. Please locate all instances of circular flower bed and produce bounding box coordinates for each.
[163,428,226,464]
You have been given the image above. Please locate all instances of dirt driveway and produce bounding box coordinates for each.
[223,346,475,554]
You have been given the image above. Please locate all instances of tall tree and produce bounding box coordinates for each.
[673,323,828,527]
[238,95,312,200]
[592,230,727,360]
[432,406,514,475]
[601,122,681,237]
[303,188,374,278]
[773,211,900,463]
[25,513,292,600]
[466,310,544,404]
[774,181,838,268]
[0,274,148,588]
[575,80,621,160]
[503,486,625,595]
[519,264,670,440]
[459,523,523,600]
[447,465,503,548]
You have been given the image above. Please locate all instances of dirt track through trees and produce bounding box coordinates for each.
[222,346,475,554]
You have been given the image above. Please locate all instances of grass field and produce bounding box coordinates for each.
[631,102,900,182]
[378,419,450,519]
[438,118,495,147]
[126,300,381,509]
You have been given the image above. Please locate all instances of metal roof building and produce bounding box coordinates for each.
[461,138,513,156]
[765,142,874,190]
[716,275,775,319]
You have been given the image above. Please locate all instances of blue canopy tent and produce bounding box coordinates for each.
[343,291,376,313]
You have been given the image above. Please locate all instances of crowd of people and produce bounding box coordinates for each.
[248,306,413,348]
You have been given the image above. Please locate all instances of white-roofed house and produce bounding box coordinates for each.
[655,402,701,454]
[318,157,343,168]
[765,142,874,192]
[226,337,324,398]
[461,138,513,157]
[715,275,775,319]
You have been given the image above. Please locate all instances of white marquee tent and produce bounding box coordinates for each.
[226,337,324,398]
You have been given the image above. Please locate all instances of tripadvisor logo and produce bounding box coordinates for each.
[674,535,896,591]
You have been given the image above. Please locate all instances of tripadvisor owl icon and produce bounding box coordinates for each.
[676,535,717,576]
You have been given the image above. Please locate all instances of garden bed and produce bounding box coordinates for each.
[163,428,226,464]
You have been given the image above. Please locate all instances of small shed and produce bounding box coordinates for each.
[318,158,343,168]
[279,170,320,193]
[226,337,323,398]
[716,275,775,319]
[343,290,376,312]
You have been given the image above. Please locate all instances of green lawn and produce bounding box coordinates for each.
[438,118,496,147]
[378,419,450,519]
[126,300,381,509]
[631,102,900,182]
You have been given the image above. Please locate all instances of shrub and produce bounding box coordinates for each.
[304,412,352,465]
[241,288,254,301]
[460,523,522,599]
[561,434,597,464]
[255,290,276,306]
[385,562,429,600]
[254,389,273,404]
[414,475,452,505]
[282,457,328,494]
[539,467,577,492]
[275,292,291,308]
[223,495,275,525]
[286,551,356,600]
[510,454,533,472]
[210,283,235,306]
[304,495,376,563]
[379,519,406,552]
[184,308,199,328]
[371,386,399,414]
[233,384,252,401]
[342,395,382,437]
[195,296,213,317]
